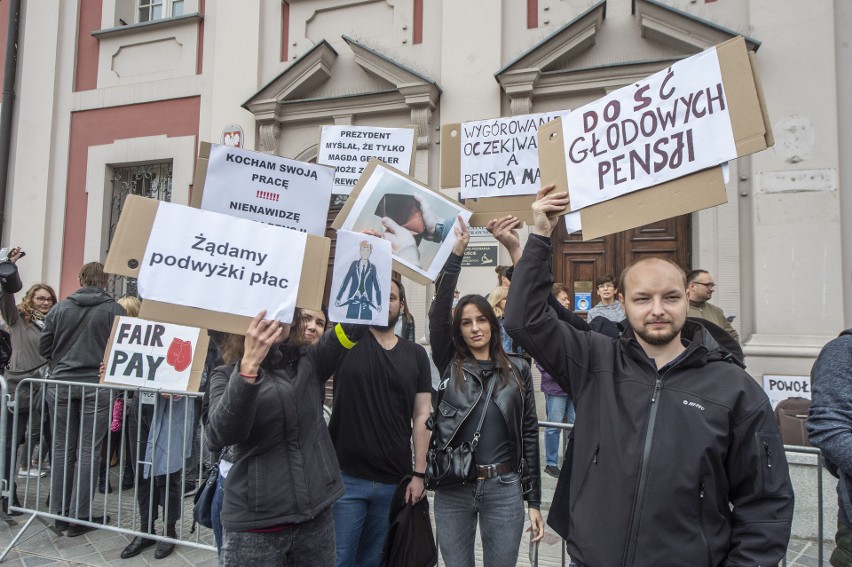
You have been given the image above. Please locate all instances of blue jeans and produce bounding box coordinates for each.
[544,394,575,467]
[331,472,396,567]
[211,473,225,551]
[219,507,335,567]
[434,472,526,567]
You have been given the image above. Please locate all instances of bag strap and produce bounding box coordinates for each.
[471,371,497,449]
[47,306,99,374]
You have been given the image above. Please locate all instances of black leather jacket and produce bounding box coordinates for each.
[428,253,541,508]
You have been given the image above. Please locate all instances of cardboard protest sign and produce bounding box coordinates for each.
[441,110,570,225]
[105,195,330,335]
[332,160,472,285]
[538,36,772,240]
[101,316,208,392]
[763,375,811,411]
[317,125,416,195]
[329,231,393,326]
[191,142,334,236]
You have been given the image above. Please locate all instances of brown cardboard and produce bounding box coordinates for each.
[537,36,770,240]
[105,195,330,335]
[440,123,536,225]
[100,315,210,393]
[332,158,472,286]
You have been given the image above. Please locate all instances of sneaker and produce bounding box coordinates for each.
[18,467,47,478]
[544,465,561,478]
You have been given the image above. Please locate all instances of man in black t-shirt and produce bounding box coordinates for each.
[328,277,432,567]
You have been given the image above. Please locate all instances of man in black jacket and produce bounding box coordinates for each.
[504,186,794,567]
[39,262,125,536]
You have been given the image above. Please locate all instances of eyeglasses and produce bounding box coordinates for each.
[33,297,54,303]
[597,284,615,290]
[692,282,715,289]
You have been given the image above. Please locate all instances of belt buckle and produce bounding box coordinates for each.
[476,464,496,480]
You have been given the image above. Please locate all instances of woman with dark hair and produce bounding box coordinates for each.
[0,247,57,516]
[393,274,416,342]
[427,222,544,567]
[206,308,364,565]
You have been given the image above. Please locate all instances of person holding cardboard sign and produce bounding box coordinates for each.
[426,219,544,567]
[207,309,365,566]
[504,185,793,566]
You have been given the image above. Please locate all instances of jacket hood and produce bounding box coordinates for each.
[67,286,115,307]
[620,318,744,368]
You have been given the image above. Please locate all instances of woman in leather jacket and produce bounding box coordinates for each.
[207,309,363,566]
[427,221,544,567]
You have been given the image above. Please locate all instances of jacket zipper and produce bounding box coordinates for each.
[570,444,599,512]
[763,441,773,487]
[698,478,712,567]
[438,367,484,450]
[622,369,665,567]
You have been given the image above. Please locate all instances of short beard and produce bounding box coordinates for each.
[634,320,683,346]
[373,311,401,331]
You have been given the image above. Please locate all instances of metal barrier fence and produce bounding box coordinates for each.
[531,421,827,567]
[1,377,215,562]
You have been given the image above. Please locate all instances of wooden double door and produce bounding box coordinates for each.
[551,215,691,310]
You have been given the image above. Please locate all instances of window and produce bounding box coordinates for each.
[138,0,184,23]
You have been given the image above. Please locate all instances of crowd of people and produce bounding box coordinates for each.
[0,186,802,567]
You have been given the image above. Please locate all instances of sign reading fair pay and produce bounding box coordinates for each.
[137,202,306,323]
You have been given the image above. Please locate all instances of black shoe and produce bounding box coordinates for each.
[154,540,176,559]
[98,468,113,494]
[183,481,197,498]
[54,519,69,531]
[66,515,110,537]
[1,497,22,517]
[121,535,157,558]
[544,465,561,478]
[121,464,134,491]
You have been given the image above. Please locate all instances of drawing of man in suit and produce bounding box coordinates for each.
[335,241,382,320]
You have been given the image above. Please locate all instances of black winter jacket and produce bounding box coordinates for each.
[206,324,364,531]
[505,235,794,567]
[39,286,125,382]
[428,252,541,508]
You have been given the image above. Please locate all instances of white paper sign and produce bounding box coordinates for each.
[329,231,393,326]
[338,164,472,282]
[104,317,202,391]
[460,110,571,199]
[762,375,812,410]
[201,143,334,235]
[318,125,416,195]
[562,46,737,211]
[564,210,582,234]
[137,202,306,323]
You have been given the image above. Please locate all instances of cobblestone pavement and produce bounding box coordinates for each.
[0,465,835,566]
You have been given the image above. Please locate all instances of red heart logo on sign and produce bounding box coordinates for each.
[166,338,193,372]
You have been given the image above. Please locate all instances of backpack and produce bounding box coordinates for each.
[774,397,812,446]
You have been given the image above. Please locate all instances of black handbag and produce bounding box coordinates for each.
[192,449,226,530]
[425,375,496,490]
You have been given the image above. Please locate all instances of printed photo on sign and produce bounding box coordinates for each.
[136,201,306,323]
[329,231,392,326]
[561,46,737,211]
[336,162,472,282]
[318,125,416,195]
[201,143,334,235]
[102,316,204,392]
[460,110,570,199]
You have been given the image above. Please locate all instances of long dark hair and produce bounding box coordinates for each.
[221,308,306,365]
[451,294,516,388]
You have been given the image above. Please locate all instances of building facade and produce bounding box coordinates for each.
[1,0,848,383]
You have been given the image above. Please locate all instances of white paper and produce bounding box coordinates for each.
[338,165,472,282]
[561,47,737,211]
[460,110,571,199]
[329,231,393,326]
[762,374,811,410]
[318,125,416,195]
[137,202,306,323]
[564,211,582,234]
[103,316,202,391]
[201,143,334,236]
